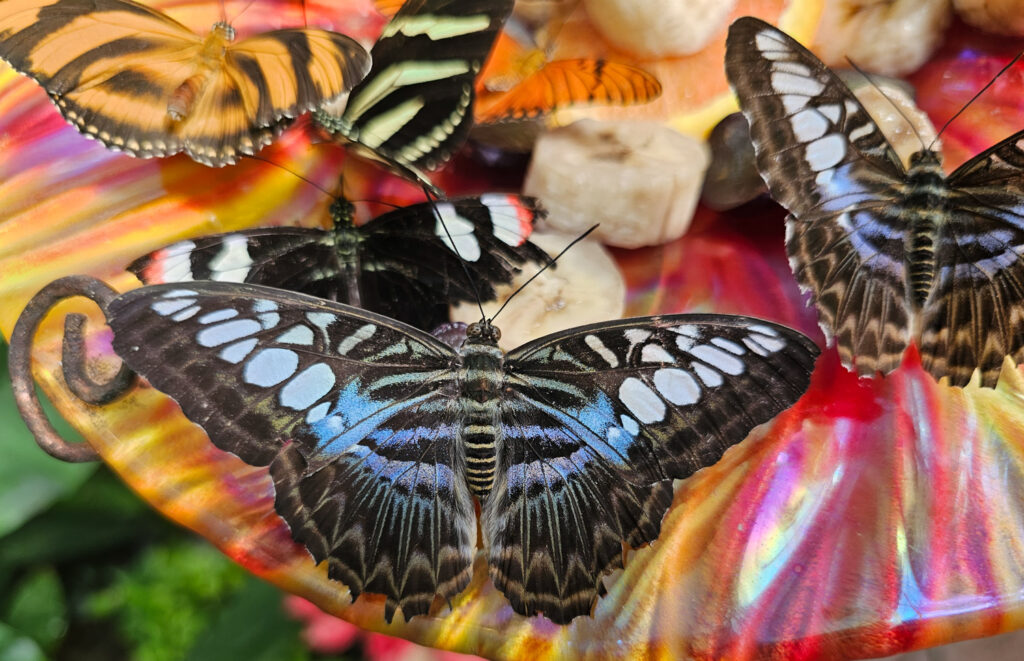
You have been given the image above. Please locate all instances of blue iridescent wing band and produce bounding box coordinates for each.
[487,314,820,621]
[107,282,475,619]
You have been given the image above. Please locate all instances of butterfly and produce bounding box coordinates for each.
[474,28,662,124]
[105,280,819,623]
[313,0,514,191]
[0,0,371,166]
[725,16,1024,388]
[128,194,549,330]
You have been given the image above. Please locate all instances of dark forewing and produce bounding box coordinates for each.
[485,314,819,622]
[127,228,348,301]
[725,17,914,377]
[360,194,549,328]
[108,282,474,620]
[314,0,514,173]
[922,130,1024,386]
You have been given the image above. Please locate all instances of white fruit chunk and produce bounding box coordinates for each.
[582,0,737,57]
[955,0,1024,35]
[450,229,625,349]
[524,119,709,248]
[812,0,952,76]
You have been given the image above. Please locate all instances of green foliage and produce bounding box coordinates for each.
[0,341,96,538]
[86,542,247,661]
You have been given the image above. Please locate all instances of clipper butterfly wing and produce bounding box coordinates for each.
[313,0,515,191]
[725,16,1024,388]
[128,194,549,330]
[106,281,819,623]
[0,0,371,166]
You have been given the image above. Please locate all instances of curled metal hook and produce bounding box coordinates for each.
[8,275,137,463]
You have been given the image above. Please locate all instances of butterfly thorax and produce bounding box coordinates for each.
[457,321,504,498]
[167,23,236,121]
[901,149,947,307]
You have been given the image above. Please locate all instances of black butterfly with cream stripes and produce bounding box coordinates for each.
[129,194,547,331]
[108,281,818,624]
[314,0,514,191]
[726,17,1024,388]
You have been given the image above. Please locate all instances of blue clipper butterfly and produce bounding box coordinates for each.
[105,280,819,623]
[725,16,1024,388]
[128,194,548,330]
[313,0,514,191]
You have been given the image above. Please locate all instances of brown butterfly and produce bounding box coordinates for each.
[0,0,371,166]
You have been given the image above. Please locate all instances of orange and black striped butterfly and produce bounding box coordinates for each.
[0,0,371,166]
[474,29,662,124]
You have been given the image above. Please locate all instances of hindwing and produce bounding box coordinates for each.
[922,132,1024,386]
[483,315,820,622]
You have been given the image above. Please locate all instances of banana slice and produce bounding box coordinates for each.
[581,0,736,57]
[523,119,709,248]
[955,0,1024,35]
[812,0,952,76]
[450,229,625,349]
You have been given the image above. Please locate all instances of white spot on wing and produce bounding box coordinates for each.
[653,368,700,405]
[276,325,315,345]
[817,104,841,124]
[790,108,829,142]
[208,235,254,282]
[219,338,258,363]
[197,319,261,347]
[243,348,298,386]
[153,298,196,317]
[306,401,331,424]
[805,134,846,171]
[691,344,745,375]
[693,363,723,387]
[847,122,875,143]
[435,203,481,261]
[771,71,824,97]
[280,363,336,410]
[198,308,238,324]
[618,377,665,424]
[711,337,746,355]
[641,344,675,363]
[338,324,377,355]
[619,414,639,436]
[585,334,619,367]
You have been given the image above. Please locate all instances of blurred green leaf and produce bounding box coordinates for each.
[3,568,66,653]
[186,578,308,661]
[86,541,246,661]
[0,469,168,571]
[0,341,96,538]
[0,623,46,661]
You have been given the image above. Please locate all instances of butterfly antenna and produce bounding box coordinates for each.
[226,0,259,25]
[845,57,928,151]
[932,50,1024,148]
[421,184,488,321]
[244,153,335,199]
[489,224,597,324]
